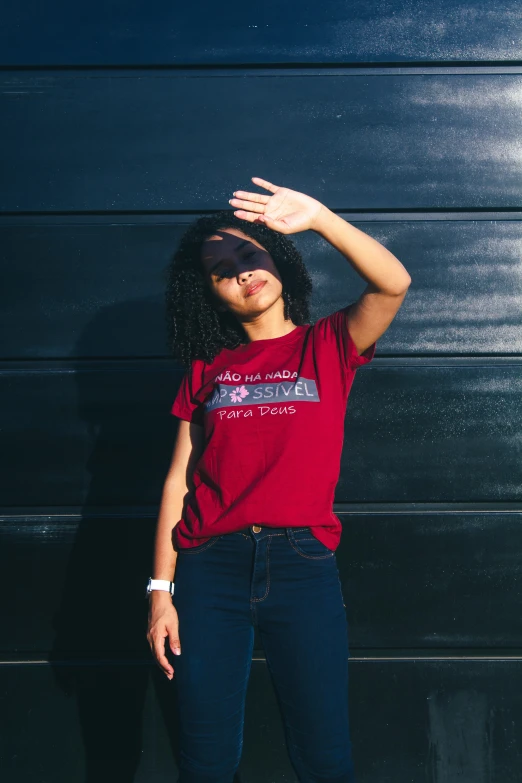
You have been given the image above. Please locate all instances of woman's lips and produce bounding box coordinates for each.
[245,280,267,297]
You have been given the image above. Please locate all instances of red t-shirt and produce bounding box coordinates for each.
[171,304,376,551]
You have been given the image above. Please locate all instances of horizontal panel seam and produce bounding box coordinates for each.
[3,210,522,222]
[2,655,522,666]
[2,65,522,76]
[2,508,522,522]
[1,357,522,371]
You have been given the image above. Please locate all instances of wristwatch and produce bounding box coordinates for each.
[146,577,175,597]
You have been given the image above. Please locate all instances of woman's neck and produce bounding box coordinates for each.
[237,294,296,343]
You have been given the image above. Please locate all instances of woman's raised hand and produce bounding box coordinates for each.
[229,177,325,235]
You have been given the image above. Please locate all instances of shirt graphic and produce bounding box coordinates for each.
[205,376,320,413]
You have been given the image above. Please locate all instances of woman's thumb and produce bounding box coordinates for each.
[256,214,288,233]
[169,630,181,656]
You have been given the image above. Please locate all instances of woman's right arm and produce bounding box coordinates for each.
[146,418,205,680]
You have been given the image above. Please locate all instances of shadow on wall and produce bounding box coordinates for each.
[46,299,247,782]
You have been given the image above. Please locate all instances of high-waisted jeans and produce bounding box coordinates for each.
[172,524,355,783]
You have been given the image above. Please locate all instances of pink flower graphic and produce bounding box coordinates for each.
[229,385,249,403]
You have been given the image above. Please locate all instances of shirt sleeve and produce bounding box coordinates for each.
[314,304,377,373]
[171,362,205,425]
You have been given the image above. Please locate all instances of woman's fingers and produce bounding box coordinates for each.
[232,191,270,204]
[168,624,181,657]
[229,197,265,213]
[251,176,279,193]
[147,614,180,680]
[230,177,285,224]
[229,177,280,213]
[232,210,267,223]
[151,633,174,679]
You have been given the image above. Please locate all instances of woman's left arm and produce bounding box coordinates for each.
[312,206,411,356]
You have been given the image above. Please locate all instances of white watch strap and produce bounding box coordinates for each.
[147,578,174,596]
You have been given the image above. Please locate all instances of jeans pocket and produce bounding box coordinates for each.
[178,535,222,555]
[287,527,335,560]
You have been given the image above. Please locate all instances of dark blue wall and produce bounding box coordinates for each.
[1,2,522,780]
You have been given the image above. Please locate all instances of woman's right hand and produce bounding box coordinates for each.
[146,593,181,680]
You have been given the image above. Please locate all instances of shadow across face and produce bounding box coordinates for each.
[200,229,284,318]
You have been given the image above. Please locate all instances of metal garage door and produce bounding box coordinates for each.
[1,2,521,780]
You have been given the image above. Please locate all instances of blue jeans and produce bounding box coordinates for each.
[172,525,355,783]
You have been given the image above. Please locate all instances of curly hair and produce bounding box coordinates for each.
[165,210,313,367]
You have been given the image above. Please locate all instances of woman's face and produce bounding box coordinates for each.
[200,228,284,319]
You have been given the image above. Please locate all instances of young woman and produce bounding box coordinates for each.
[146,177,411,783]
